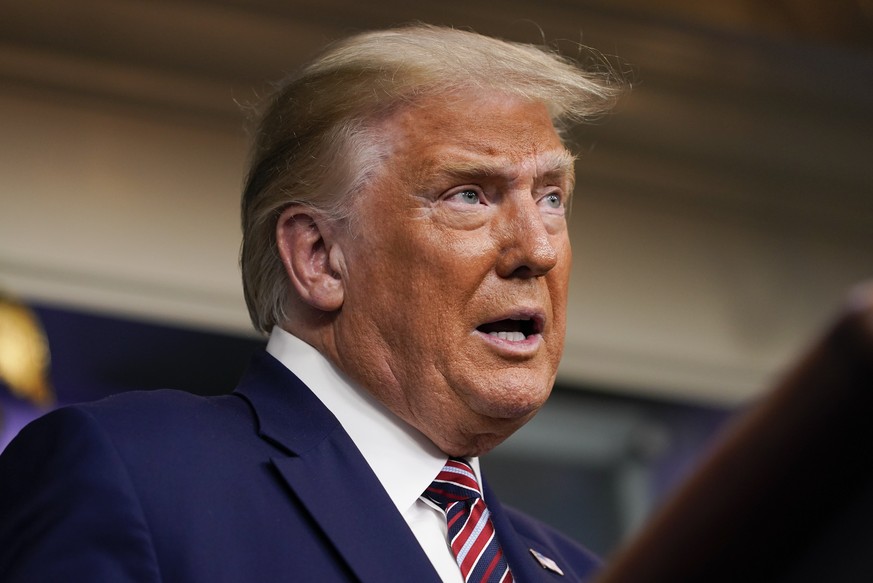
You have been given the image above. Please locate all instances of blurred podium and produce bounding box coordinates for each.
[595,285,873,583]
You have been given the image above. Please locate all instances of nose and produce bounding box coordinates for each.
[495,197,560,279]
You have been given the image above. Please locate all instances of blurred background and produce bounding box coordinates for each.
[1,0,871,558]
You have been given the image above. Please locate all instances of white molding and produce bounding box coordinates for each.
[0,256,255,336]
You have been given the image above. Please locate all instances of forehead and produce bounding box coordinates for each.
[379,94,574,185]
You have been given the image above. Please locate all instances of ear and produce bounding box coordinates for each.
[276,206,345,313]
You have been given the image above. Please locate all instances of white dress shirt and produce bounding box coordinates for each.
[267,327,479,583]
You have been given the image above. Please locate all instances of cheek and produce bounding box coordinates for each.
[549,265,571,309]
[346,233,468,336]
[547,245,572,331]
[404,228,496,290]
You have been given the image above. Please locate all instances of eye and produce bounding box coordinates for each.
[450,189,483,205]
[540,193,563,209]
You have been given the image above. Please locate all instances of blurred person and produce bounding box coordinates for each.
[0,24,620,582]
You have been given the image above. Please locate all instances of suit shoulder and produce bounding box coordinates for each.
[5,389,256,471]
[79,387,237,415]
[77,388,252,433]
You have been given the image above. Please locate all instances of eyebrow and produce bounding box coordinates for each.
[417,148,577,190]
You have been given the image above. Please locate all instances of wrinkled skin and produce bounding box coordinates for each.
[283,93,574,456]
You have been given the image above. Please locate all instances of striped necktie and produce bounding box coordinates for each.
[423,458,514,583]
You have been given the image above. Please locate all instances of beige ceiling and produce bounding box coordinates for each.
[2,0,872,111]
[589,0,873,47]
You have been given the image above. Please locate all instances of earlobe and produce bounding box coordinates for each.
[276,206,345,312]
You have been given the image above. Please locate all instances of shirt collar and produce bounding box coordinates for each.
[266,327,482,515]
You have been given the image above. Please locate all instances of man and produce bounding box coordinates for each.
[0,25,620,582]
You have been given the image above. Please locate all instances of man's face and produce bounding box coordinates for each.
[331,94,574,456]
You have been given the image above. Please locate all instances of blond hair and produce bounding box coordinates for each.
[241,24,622,334]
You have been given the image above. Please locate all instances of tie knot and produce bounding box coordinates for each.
[423,457,482,510]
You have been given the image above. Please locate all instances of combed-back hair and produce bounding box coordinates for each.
[241,24,623,334]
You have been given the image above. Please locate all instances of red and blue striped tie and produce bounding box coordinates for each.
[423,458,514,583]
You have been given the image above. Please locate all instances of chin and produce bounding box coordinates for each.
[477,399,544,425]
[467,374,554,421]
[429,393,545,457]
[430,370,556,455]
[442,428,519,458]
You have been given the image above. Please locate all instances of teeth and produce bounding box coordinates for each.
[489,331,526,341]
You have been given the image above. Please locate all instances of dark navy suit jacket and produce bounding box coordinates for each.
[0,351,599,582]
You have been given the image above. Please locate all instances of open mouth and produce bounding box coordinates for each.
[476,315,544,342]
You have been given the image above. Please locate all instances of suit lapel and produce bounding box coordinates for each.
[272,437,441,583]
[234,351,441,583]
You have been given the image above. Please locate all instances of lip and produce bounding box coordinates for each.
[473,309,546,357]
